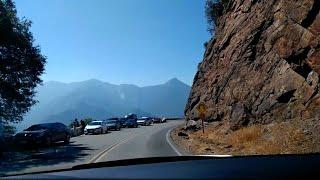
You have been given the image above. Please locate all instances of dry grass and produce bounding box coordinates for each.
[171,118,320,156]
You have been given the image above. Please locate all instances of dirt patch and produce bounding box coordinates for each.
[171,118,320,155]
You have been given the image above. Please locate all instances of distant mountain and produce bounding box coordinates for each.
[18,78,190,129]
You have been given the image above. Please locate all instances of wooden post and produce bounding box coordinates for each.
[202,118,205,133]
[200,113,205,134]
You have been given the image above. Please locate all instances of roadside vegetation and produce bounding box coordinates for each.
[205,0,229,34]
[0,0,46,127]
[172,118,320,155]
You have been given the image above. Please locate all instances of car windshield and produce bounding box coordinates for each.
[1,0,319,177]
[106,120,117,124]
[89,122,102,126]
[25,125,48,131]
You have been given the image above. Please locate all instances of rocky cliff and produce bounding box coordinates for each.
[185,0,320,130]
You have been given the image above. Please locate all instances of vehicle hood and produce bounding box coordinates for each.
[85,125,101,129]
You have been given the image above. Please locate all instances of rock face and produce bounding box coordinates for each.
[185,0,320,130]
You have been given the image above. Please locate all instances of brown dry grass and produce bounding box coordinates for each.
[171,118,320,156]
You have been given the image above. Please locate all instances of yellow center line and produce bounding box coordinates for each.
[87,134,138,164]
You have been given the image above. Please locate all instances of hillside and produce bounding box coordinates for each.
[19,78,190,129]
[173,0,320,155]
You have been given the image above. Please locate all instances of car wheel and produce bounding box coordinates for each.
[64,134,70,144]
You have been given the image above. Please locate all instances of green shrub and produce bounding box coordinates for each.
[205,0,230,34]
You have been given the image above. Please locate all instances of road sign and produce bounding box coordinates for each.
[197,102,207,114]
[197,102,207,134]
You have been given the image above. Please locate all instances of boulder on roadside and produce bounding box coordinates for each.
[178,131,189,137]
[185,120,201,131]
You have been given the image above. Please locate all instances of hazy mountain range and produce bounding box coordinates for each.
[18,78,190,129]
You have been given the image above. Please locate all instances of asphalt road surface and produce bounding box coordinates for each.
[0,120,184,176]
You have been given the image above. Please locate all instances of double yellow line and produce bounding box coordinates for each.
[88,135,137,163]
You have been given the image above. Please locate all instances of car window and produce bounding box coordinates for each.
[25,125,47,131]
[56,124,66,131]
[89,122,102,125]
[106,120,117,123]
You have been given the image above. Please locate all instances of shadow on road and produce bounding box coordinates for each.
[0,141,95,176]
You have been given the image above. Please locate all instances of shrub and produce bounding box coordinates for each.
[205,0,230,34]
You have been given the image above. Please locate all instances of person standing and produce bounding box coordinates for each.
[73,118,79,136]
[80,119,86,134]
[75,118,80,127]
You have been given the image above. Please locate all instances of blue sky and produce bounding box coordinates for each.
[15,0,210,86]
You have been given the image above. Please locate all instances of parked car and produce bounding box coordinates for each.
[152,117,162,123]
[106,119,121,131]
[14,123,71,146]
[125,113,138,120]
[124,118,138,128]
[161,117,167,123]
[123,113,138,128]
[137,117,152,126]
[84,120,108,135]
[119,118,127,127]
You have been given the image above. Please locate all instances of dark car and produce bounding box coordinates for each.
[14,122,71,147]
[106,117,126,128]
[152,117,162,123]
[119,118,127,127]
[105,119,121,131]
[124,119,138,128]
[125,113,138,120]
[124,113,138,128]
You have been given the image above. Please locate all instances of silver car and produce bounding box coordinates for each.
[84,120,108,135]
[137,117,152,126]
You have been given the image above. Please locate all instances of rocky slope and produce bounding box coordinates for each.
[185,0,320,130]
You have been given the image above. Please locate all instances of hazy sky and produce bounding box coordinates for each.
[15,0,210,86]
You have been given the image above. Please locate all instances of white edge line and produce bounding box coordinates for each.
[166,128,182,156]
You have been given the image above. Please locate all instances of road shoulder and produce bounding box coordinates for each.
[168,125,191,156]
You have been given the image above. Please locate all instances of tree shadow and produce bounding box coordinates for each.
[0,141,95,176]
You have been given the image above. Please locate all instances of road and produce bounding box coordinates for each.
[0,120,183,176]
